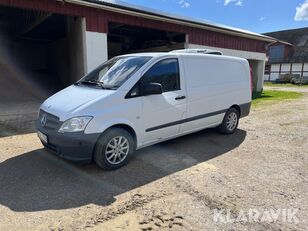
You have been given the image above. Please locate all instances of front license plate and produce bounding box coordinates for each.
[38,131,48,144]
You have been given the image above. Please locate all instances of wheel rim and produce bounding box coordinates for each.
[226,112,238,131]
[105,136,129,165]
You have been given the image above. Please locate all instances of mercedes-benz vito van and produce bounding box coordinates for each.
[37,50,251,170]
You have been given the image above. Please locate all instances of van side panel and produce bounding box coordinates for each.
[181,55,250,133]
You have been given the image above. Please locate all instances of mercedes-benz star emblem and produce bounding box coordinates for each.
[41,114,47,127]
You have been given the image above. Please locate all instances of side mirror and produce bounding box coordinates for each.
[143,82,163,95]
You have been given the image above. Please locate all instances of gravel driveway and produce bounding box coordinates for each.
[0,90,307,230]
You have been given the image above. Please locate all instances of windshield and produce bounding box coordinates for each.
[77,56,152,89]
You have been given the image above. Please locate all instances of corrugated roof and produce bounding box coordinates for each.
[73,0,276,42]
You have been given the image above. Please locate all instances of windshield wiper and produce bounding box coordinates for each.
[76,80,105,89]
[103,85,119,90]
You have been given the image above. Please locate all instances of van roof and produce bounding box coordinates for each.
[119,52,248,63]
[169,49,223,55]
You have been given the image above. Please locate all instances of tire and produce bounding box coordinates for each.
[218,108,240,134]
[94,128,135,170]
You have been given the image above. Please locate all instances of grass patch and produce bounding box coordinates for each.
[264,82,308,88]
[252,90,303,106]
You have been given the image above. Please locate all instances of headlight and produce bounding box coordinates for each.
[58,116,93,133]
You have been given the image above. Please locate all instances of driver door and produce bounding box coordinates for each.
[139,58,187,145]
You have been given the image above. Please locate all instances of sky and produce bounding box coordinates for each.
[121,0,308,33]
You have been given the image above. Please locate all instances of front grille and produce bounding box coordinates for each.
[38,110,60,130]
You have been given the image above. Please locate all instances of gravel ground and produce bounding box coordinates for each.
[0,90,307,230]
[0,101,41,137]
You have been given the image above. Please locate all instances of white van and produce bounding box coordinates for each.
[37,51,251,170]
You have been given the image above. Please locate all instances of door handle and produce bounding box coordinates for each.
[175,95,186,100]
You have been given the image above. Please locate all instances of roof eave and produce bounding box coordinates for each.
[66,0,276,43]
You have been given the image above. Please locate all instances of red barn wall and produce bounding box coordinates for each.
[0,0,267,53]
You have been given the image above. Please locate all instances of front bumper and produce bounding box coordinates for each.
[37,120,100,163]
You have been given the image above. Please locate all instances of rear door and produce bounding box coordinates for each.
[138,58,187,145]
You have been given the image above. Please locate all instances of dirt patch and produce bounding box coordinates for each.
[264,85,308,93]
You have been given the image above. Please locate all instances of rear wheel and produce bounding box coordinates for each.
[218,108,240,134]
[94,128,134,170]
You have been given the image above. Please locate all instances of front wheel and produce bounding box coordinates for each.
[94,128,134,170]
[218,108,240,134]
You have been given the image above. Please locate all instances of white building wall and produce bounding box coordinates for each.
[271,64,280,72]
[292,63,302,72]
[281,63,290,72]
[265,64,280,81]
[85,31,108,73]
[270,73,280,81]
[266,62,308,81]
[257,60,265,91]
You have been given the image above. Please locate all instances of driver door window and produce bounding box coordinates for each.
[142,58,180,93]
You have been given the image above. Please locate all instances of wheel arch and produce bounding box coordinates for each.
[107,124,138,150]
[230,104,241,117]
[93,123,138,151]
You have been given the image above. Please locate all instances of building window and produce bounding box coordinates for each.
[268,45,285,62]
